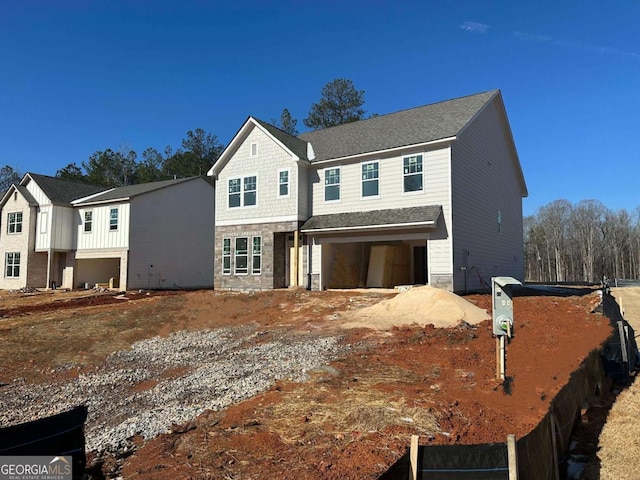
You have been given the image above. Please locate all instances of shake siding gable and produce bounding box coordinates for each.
[451,98,525,292]
[216,126,301,225]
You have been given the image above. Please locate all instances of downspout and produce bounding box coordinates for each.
[46,249,52,290]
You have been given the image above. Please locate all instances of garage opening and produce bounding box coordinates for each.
[323,240,428,289]
[75,258,120,289]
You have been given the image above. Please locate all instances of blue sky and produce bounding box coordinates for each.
[1,1,638,216]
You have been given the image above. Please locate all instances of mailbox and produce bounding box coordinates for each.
[492,277,522,337]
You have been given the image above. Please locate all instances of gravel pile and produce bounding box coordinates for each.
[0,326,346,455]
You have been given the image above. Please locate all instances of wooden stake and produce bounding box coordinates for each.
[507,434,518,480]
[496,336,501,380]
[409,435,419,480]
[499,335,506,381]
[550,412,560,480]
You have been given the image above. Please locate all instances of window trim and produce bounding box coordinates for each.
[250,142,258,157]
[234,237,249,275]
[84,211,93,233]
[402,154,424,194]
[7,212,23,234]
[252,236,262,275]
[324,167,341,202]
[222,238,232,275]
[228,175,258,208]
[361,160,380,198]
[243,175,257,207]
[109,208,119,231]
[277,168,290,198]
[5,252,20,278]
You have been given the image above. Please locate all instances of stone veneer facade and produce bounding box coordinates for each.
[214,221,303,291]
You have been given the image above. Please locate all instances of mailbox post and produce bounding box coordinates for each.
[492,277,522,380]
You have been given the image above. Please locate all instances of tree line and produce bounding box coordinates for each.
[525,199,640,283]
[1,78,367,190]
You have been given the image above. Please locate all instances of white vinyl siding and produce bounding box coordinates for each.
[35,206,77,251]
[450,97,525,292]
[76,203,130,250]
[126,177,214,289]
[311,146,451,216]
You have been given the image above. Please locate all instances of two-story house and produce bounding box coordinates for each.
[0,174,214,291]
[208,90,527,293]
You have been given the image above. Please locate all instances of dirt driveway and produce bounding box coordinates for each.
[0,287,612,479]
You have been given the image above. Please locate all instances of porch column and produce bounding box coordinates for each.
[293,230,299,287]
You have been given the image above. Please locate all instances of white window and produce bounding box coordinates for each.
[235,237,249,274]
[403,155,423,192]
[7,212,22,234]
[278,170,289,197]
[109,208,118,231]
[84,211,93,233]
[229,178,241,208]
[5,252,20,278]
[324,168,340,201]
[362,161,379,197]
[222,238,231,274]
[251,142,258,157]
[229,176,257,208]
[244,176,257,206]
[252,237,262,274]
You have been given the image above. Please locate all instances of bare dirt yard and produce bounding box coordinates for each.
[0,286,613,479]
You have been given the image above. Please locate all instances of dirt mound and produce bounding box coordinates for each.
[341,285,489,330]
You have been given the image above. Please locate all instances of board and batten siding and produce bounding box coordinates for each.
[216,126,303,226]
[35,206,76,251]
[309,145,454,288]
[24,179,50,206]
[451,97,525,292]
[128,178,214,289]
[75,203,130,250]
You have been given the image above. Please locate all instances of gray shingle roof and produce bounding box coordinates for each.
[252,118,309,160]
[299,90,498,162]
[27,173,106,205]
[16,186,38,206]
[301,205,442,232]
[73,176,210,205]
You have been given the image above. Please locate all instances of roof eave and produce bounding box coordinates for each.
[74,196,131,207]
[302,220,438,234]
[310,137,457,165]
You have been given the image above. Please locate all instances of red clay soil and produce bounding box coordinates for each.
[117,289,612,480]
